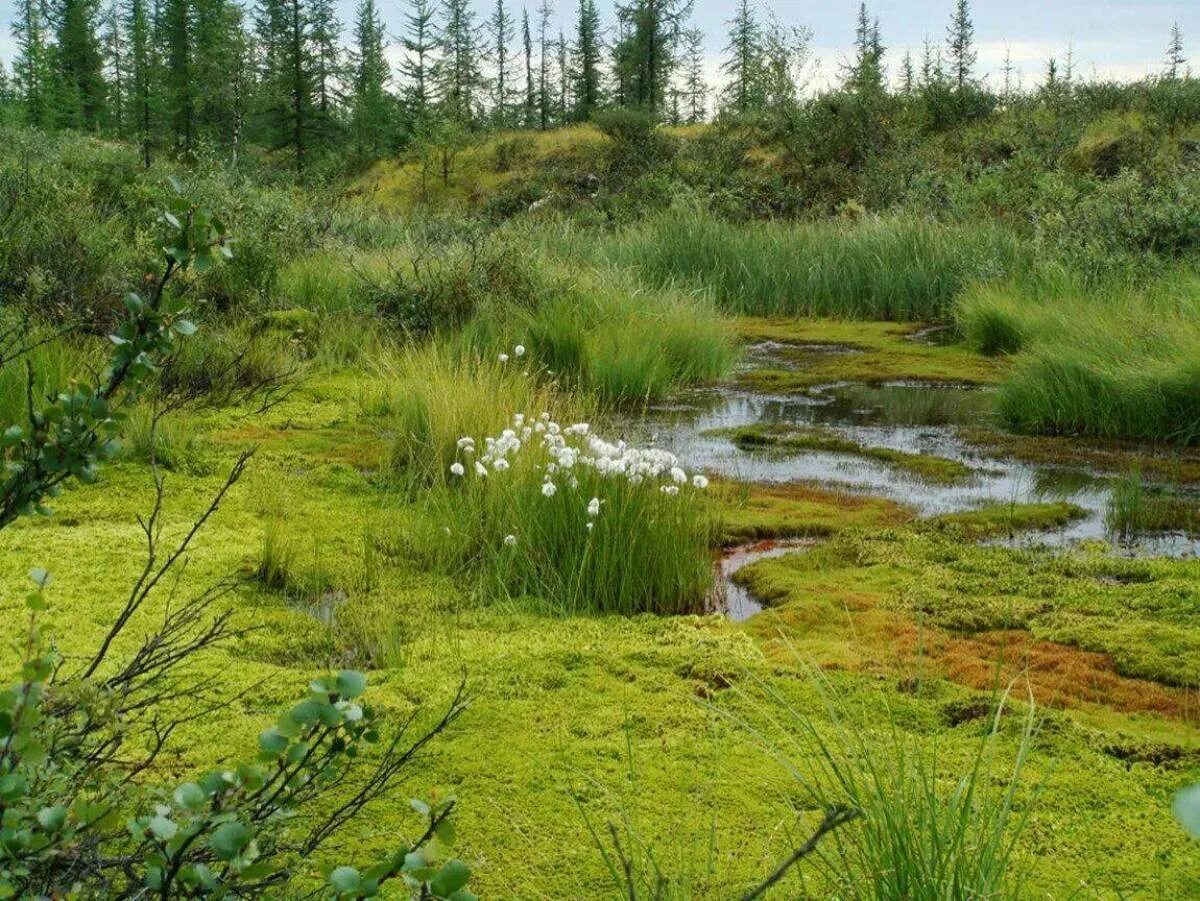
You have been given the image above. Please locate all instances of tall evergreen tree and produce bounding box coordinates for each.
[12,0,51,127]
[488,0,514,126]
[612,0,692,116]
[521,5,534,126]
[400,0,436,126]
[945,0,975,90]
[163,0,195,150]
[1166,22,1186,79]
[569,0,601,120]
[102,2,125,130]
[308,0,341,120]
[899,50,915,94]
[680,24,705,122]
[193,0,248,145]
[126,0,153,163]
[556,28,567,121]
[720,0,762,116]
[845,3,884,94]
[436,0,483,126]
[535,0,551,129]
[54,0,107,128]
[349,0,388,154]
[255,0,314,171]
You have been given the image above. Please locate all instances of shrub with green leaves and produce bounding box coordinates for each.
[0,186,473,899]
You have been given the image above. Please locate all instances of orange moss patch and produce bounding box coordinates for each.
[745,569,1198,724]
[214,423,386,470]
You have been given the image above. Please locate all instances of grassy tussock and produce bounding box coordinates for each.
[739,669,1038,900]
[582,210,1026,320]
[420,423,716,617]
[959,269,1200,444]
[363,343,574,484]
[461,263,736,403]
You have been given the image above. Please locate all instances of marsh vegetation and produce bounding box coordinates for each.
[2,0,1200,896]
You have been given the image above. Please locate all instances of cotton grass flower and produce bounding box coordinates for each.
[586,497,601,517]
[541,481,557,497]
[514,345,526,357]
[449,462,465,477]
[493,458,510,472]
[498,353,510,363]
[692,474,709,489]
[503,534,517,547]
[474,461,488,477]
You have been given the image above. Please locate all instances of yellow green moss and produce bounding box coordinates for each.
[3,347,1198,897]
[710,479,912,544]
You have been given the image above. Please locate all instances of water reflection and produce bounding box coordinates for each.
[629,380,1199,559]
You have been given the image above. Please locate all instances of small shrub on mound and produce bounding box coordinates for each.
[424,413,716,615]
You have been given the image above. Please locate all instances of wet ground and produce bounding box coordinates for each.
[627,340,1200,618]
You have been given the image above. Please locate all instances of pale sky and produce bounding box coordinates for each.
[1,1,1196,94]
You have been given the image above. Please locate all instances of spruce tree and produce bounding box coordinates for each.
[103,2,125,130]
[126,0,153,163]
[845,3,884,94]
[521,6,534,126]
[570,0,601,121]
[488,0,514,126]
[54,0,107,129]
[535,0,551,129]
[400,0,436,127]
[163,0,194,150]
[436,0,482,126]
[255,0,314,171]
[721,0,762,116]
[612,0,693,116]
[680,24,705,123]
[349,0,389,154]
[556,29,567,121]
[945,0,975,90]
[12,0,51,126]
[900,49,914,95]
[193,0,248,146]
[309,0,342,121]
[1166,22,1185,79]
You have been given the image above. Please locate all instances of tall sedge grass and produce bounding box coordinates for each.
[964,268,1200,444]
[460,262,736,404]
[120,406,208,473]
[577,210,1027,320]
[0,330,103,428]
[734,665,1039,899]
[1106,467,1200,538]
[420,414,716,616]
[362,342,575,484]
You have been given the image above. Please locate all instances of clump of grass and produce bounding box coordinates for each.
[462,262,736,404]
[120,406,208,473]
[363,342,571,484]
[738,667,1040,900]
[960,268,1200,445]
[0,329,104,428]
[1106,467,1200,539]
[582,210,1027,320]
[422,413,716,615]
